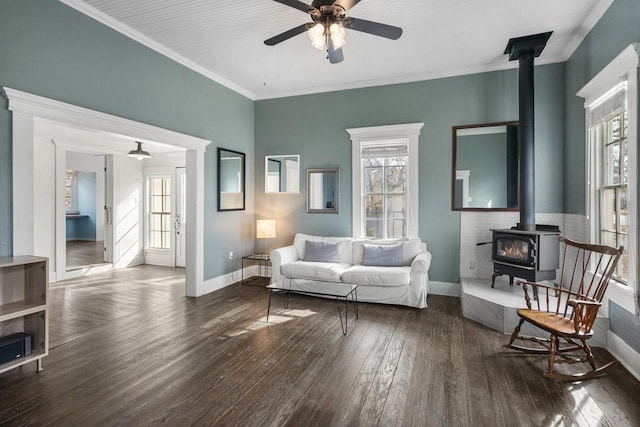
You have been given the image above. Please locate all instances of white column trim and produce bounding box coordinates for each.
[54,141,67,279]
[11,111,35,256]
[185,150,205,297]
[4,87,211,297]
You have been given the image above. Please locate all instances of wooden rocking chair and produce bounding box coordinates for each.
[504,236,624,380]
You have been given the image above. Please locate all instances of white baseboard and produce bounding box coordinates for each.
[201,265,262,295]
[53,263,114,282]
[429,281,461,297]
[607,331,640,381]
[144,250,174,267]
[201,274,458,299]
[114,254,145,269]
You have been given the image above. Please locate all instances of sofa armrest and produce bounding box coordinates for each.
[269,245,299,284]
[411,250,432,273]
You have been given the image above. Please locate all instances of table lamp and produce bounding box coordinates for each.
[256,219,276,255]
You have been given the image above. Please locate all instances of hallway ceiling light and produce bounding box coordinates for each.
[127,141,151,160]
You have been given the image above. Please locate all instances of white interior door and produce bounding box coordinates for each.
[175,167,186,267]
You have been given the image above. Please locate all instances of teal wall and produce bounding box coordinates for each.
[0,0,255,279]
[564,0,640,353]
[256,64,566,283]
[564,0,640,214]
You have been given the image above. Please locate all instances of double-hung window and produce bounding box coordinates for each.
[362,141,408,239]
[593,110,629,283]
[347,123,423,239]
[579,43,639,314]
[147,177,171,249]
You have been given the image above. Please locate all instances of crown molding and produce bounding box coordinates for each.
[255,53,567,100]
[562,0,615,60]
[58,0,255,100]
[57,0,613,102]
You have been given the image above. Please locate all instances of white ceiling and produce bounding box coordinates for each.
[60,0,613,100]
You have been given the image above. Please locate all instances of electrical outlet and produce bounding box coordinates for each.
[228,251,233,260]
[469,261,477,271]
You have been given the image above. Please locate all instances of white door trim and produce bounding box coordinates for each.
[4,87,210,296]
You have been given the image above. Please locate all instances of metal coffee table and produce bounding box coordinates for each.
[266,280,359,335]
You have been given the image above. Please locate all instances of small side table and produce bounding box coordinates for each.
[241,253,271,285]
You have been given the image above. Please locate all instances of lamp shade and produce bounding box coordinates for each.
[308,23,326,50]
[256,220,276,239]
[329,23,346,49]
[127,141,151,160]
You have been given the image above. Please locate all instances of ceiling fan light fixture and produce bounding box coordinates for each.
[308,23,326,50]
[329,23,346,49]
[127,141,151,160]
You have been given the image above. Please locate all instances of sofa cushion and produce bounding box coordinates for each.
[280,261,346,283]
[341,265,411,287]
[362,243,403,266]
[353,238,424,266]
[293,233,353,264]
[303,241,340,263]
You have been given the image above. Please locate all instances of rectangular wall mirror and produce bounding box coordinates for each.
[452,121,519,211]
[265,155,300,193]
[218,147,245,211]
[307,167,339,214]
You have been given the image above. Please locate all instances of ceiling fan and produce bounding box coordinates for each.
[264,0,403,64]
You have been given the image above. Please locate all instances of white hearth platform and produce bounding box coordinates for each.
[461,277,608,347]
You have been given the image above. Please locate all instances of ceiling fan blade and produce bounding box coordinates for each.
[264,23,309,46]
[311,0,335,7]
[346,17,403,40]
[327,38,344,64]
[334,0,361,11]
[272,0,314,13]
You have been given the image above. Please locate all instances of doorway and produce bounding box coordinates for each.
[65,151,108,271]
[7,86,210,296]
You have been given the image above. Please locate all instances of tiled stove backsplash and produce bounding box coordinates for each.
[459,212,586,280]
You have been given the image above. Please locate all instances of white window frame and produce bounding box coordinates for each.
[346,123,423,239]
[145,173,172,251]
[65,169,78,213]
[578,43,640,314]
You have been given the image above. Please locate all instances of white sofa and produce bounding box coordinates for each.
[269,233,432,308]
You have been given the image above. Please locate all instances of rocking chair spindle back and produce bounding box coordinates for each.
[504,236,624,380]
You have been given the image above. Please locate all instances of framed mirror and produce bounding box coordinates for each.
[306,167,339,214]
[452,121,519,211]
[265,155,300,193]
[217,147,245,211]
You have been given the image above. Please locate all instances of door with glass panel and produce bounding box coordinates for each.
[175,167,186,267]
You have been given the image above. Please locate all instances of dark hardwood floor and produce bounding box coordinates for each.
[1,266,639,426]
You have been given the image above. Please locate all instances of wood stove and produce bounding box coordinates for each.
[487,32,560,288]
[491,225,560,287]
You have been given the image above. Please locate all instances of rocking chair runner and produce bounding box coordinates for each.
[505,236,624,380]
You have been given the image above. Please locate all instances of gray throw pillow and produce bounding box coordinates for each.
[303,241,341,263]
[362,243,403,266]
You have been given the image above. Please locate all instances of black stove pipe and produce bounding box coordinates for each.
[504,32,553,232]
[519,52,535,231]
